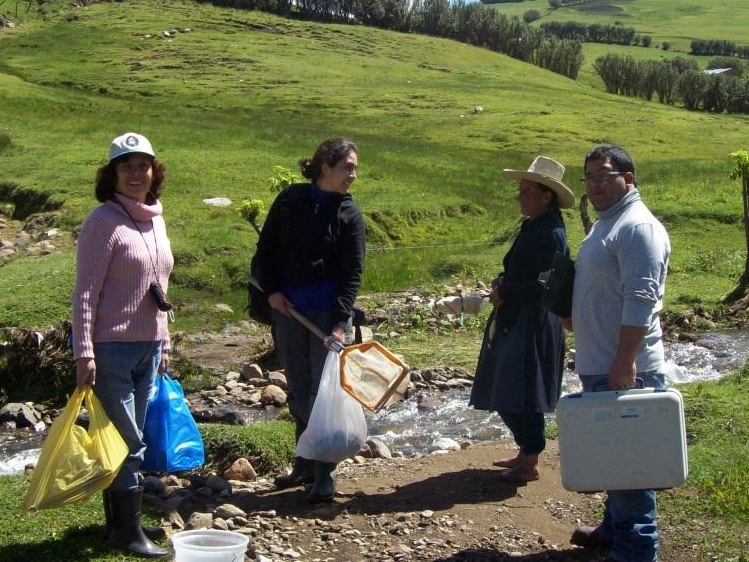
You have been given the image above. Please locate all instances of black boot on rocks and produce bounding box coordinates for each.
[103,489,166,541]
[274,420,315,490]
[108,487,168,558]
[307,461,337,504]
[274,456,315,489]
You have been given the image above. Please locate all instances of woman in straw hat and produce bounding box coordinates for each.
[469,156,574,483]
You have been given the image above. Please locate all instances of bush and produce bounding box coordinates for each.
[0,322,75,405]
[523,9,541,24]
[199,420,295,476]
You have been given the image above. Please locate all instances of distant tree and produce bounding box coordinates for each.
[593,53,624,94]
[523,9,541,24]
[670,56,699,74]
[724,150,749,305]
[661,42,671,51]
[638,60,660,101]
[677,70,707,110]
[549,0,560,9]
[702,74,729,113]
[707,56,744,77]
[640,35,652,48]
[653,62,679,104]
[420,0,451,35]
[725,77,749,114]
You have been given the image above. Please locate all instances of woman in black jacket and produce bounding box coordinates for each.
[254,138,365,503]
[470,156,573,483]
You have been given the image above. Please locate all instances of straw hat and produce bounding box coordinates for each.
[503,156,575,209]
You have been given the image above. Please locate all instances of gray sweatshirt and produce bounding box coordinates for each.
[572,188,671,376]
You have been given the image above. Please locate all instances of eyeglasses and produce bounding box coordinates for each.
[581,171,625,186]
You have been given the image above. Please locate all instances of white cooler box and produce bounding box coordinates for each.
[557,387,688,492]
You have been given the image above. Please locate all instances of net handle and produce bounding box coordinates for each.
[249,275,343,352]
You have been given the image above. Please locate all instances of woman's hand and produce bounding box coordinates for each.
[76,357,96,389]
[324,323,347,351]
[488,287,503,308]
[268,292,291,316]
[159,350,169,374]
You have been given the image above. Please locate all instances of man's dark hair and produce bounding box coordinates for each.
[584,144,636,177]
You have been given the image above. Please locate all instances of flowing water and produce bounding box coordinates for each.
[2,330,747,475]
[365,329,749,457]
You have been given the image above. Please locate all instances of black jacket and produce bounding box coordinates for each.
[255,183,366,326]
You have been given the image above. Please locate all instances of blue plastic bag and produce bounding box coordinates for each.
[142,372,205,472]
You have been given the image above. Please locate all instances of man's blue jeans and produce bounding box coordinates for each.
[92,341,161,491]
[578,371,666,562]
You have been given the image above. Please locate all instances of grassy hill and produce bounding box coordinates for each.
[491,0,749,51]
[0,0,748,335]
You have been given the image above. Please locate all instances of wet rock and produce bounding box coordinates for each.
[429,438,461,453]
[0,402,42,428]
[367,437,393,459]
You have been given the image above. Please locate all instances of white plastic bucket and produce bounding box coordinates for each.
[171,529,249,562]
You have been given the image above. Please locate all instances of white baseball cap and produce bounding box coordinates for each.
[108,132,155,162]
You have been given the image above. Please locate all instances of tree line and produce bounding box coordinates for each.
[195,0,585,79]
[691,39,749,60]
[541,20,652,48]
[594,54,749,114]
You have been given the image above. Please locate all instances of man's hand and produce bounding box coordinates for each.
[608,357,637,389]
[607,325,647,389]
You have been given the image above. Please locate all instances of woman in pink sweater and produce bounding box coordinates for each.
[72,132,172,558]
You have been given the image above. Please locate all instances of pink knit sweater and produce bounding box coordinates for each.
[72,193,174,359]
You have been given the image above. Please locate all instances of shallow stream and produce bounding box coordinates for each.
[2,329,747,475]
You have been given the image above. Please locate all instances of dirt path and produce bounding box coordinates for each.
[174,326,703,562]
[218,441,701,562]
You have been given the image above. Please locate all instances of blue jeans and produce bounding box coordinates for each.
[92,341,161,491]
[579,371,665,562]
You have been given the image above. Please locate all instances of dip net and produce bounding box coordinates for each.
[339,341,410,411]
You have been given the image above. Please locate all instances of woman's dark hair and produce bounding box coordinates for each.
[299,138,358,182]
[94,155,167,203]
[537,183,561,211]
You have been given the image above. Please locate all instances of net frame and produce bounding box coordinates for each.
[339,341,409,411]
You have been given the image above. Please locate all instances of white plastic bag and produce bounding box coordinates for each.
[296,351,368,463]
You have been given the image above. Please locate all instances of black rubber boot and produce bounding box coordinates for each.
[274,456,315,489]
[103,489,166,542]
[108,487,168,558]
[307,461,337,504]
[274,420,315,489]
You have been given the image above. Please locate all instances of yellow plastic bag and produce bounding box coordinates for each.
[23,387,128,511]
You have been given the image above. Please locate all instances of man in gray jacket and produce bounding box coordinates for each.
[565,144,671,562]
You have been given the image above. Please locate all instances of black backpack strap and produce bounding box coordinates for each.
[352,307,366,344]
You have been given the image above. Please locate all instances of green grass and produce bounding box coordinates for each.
[658,369,749,560]
[491,0,749,52]
[1,0,748,334]
[0,2,748,559]
[3,373,749,560]
[0,419,294,561]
